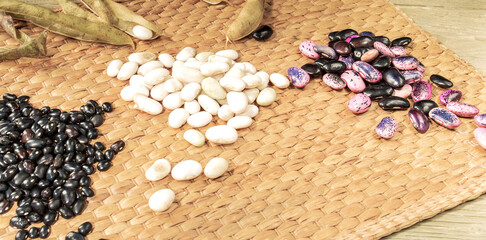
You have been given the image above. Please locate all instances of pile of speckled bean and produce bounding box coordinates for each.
[289,28,486,148]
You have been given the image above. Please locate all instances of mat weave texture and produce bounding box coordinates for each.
[1,0,486,239]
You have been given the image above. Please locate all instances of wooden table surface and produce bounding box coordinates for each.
[386,1,486,239]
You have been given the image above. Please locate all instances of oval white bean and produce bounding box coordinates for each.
[256,88,277,106]
[134,95,163,115]
[204,157,229,179]
[129,75,151,88]
[162,92,183,110]
[207,55,233,65]
[242,74,262,88]
[237,105,259,118]
[184,100,201,114]
[163,78,183,93]
[227,116,253,129]
[244,88,259,104]
[224,65,245,79]
[187,111,212,128]
[107,59,123,77]
[202,77,226,100]
[173,66,204,83]
[150,83,169,101]
[217,98,227,106]
[149,189,174,212]
[184,59,204,70]
[205,125,238,144]
[176,47,196,62]
[197,95,220,115]
[171,160,202,180]
[145,159,171,181]
[219,77,246,92]
[128,52,156,65]
[227,91,248,114]
[158,53,175,68]
[168,108,190,128]
[117,61,138,81]
[270,73,290,88]
[217,105,234,121]
[242,62,257,74]
[120,85,149,101]
[172,60,184,73]
[144,68,169,86]
[216,49,238,60]
[183,129,205,147]
[138,61,164,76]
[200,62,230,76]
[195,51,214,62]
[256,71,270,90]
[180,83,201,101]
[132,25,153,40]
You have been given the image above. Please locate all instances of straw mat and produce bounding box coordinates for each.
[1,0,486,239]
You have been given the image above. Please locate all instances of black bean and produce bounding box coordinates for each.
[86,128,98,139]
[80,186,94,197]
[8,189,24,201]
[413,100,439,116]
[382,68,406,89]
[104,149,114,161]
[78,222,93,236]
[65,231,85,240]
[110,140,125,153]
[80,104,96,116]
[97,161,111,172]
[43,210,58,226]
[10,216,31,229]
[320,61,347,74]
[25,138,46,149]
[373,36,391,46]
[328,31,340,41]
[251,25,273,41]
[31,198,47,215]
[61,188,76,206]
[17,197,32,207]
[16,205,32,216]
[301,63,323,78]
[4,152,19,164]
[82,165,94,175]
[28,227,40,238]
[430,74,453,89]
[337,28,358,40]
[89,114,103,127]
[332,41,352,56]
[378,96,411,110]
[72,198,86,216]
[39,225,50,238]
[30,187,41,198]
[59,205,74,219]
[11,171,29,187]
[349,36,374,49]
[27,211,42,223]
[3,93,17,100]
[371,55,392,70]
[391,36,412,46]
[93,141,105,151]
[65,125,79,138]
[102,102,113,112]
[15,230,28,240]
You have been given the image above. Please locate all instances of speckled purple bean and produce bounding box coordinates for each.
[411,80,432,102]
[348,93,371,114]
[400,70,423,84]
[389,46,407,57]
[474,128,486,149]
[429,107,461,129]
[392,56,420,70]
[345,34,360,43]
[416,63,426,73]
[373,41,395,57]
[339,55,354,70]
[299,40,320,59]
[314,45,338,60]
[446,102,479,117]
[341,70,366,93]
[474,114,486,127]
[352,61,382,83]
[408,109,429,133]
[287,67,310,88]
[376,116,398,139]
[322,73,346,90]
[439,89,462,105]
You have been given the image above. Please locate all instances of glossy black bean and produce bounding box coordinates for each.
[65,125,79,138]
[349,36,374,49]
[39,225,50,238]
[31,198,47,215]
[46,166,58,181]
[28,227,40,238]
[80,186,94,197]
[82,165,95,175]
[101,102,113,113]
[52,154,63,168]
[17,197,31,207]
[10,216,31,229]
[4,152,19,164]
[86,100,99,108]
[52,178,65,187]
[301,63,323,78]
[11,171,29,186]
[332,41,352,56]
[37,179,50,189]
[391,37,412,46]
[28,149,42,161]
[8,189,24,201]
[0,199,13,213]
[64,162,80,173]
[69,111,85,123]
[79,176,90,187]
[337,28,358,40]
[413,100,439,116]
[75,152,86,164]
[104,149,114,161]
[15,147,28,160]
[52,187,62,199]
[48,198,61,210]
[85,156,95,165]
[65,138,75,152]
[59,205,74,219]
[64,179,79,188]
[89,114,103,127]
[3,93,17,100]
[0,183,8,191]
[61,188,76,206]
[25,138,46,149]
[321,61,347,74]
[2,166,18,181]
[382,68,406,88]
[373,36,391,46]
[94,150,104,162]
[54,132,68,143]
[371,55,392,70]
[66,231,85,240]
[72,198,86,216]
[27,211,41,223]
[78,222,93,236]
[37,154,53,165]
[430,74,453,88]
[110,140,125,153]
[16,205,32,216]
[69,170,86,180]
[363,85,395,100]
[251,25,273,41]
[97,161,111,172]
[328,31,340,41]
[43,210,58,226]
[352,47,374,61]
[378,96,411,110]
[41,187,52,200]
[86,128,98,139]
[30,187,41,198]
[93,142,105,151]
[15,230,28,240]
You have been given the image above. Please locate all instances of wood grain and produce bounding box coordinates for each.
[386,2,486,239]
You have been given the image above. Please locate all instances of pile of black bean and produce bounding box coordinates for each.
[0,93,124,240]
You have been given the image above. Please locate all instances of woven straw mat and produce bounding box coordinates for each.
[1,0,486,239]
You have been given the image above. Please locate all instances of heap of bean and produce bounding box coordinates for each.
[106,47,290,146]
[0,93,124,240]
[291,28,486,145]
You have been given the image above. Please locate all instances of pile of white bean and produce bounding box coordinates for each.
[106,47,291,146]
[145,157,228,212]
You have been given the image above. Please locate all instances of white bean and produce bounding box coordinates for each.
[201,77,226,100]
[227,91,248,114]
[197,95,220,115]
[270,73,290,88]
[158,53,175,68]
[217,105,234,121]
[168,108,190,128]
[204,157,229,179]
[184,59,204,70]
[205,125,238,144]
[117,62,138,80]
[107,59,123,77]
[242,74,262,88]
[171,60,184,73]
[134,95,163,115]
[207,55,233,65]
[144,68,169,86]
[217,98,227,106]
[187,111,212,128]
[200,62,230,76]
[173,66,204,83]
[132,25,153,40]
[180,83,201,101]
[216,49,238,60]
[138,61,164,76]
[176,47,196,62]
[212,73,224,81]
[219,77,246,92]
[237,105,259,118]
[224,65,245,79]
[162,92,184,110]
[257,87,277,106]
[129,75,151,88]
[184,100,201,114]
[183,129,205,147]
[150,83,169,101]
[171,160,202,180]
[128,52,156,65]
[227,116,253,129]
[149,189,174,211]
[195,51,214,62]
[244,88,259,104]
[163,78,183,93]
[256,71,270,90]
[242,62,257,74]
[120,85,149,101]
[145,159,171,181]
